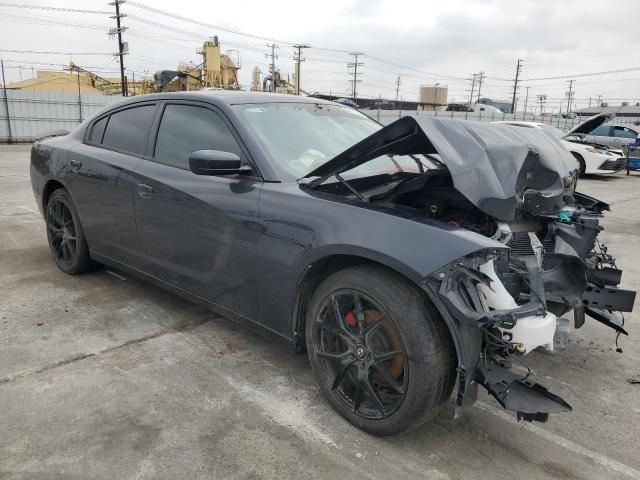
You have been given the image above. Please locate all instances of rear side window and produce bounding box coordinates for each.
[102,105,155,155]
[613,126,637,139]
[154,104,241,170]
[88,116,107,144]
[591,125,610,136]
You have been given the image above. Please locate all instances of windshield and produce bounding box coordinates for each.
[233,102,432,181]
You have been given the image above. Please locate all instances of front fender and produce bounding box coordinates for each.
[258,182,507,343]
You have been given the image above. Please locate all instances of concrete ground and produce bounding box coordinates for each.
[1,143,639,480]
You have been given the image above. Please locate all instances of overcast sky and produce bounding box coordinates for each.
[1,0,639,111]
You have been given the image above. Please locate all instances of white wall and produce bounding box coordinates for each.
[363,108,640,130]
[0,90,123,142]
[2,91,638,142]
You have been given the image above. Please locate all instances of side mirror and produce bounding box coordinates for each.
[188,150,248,176]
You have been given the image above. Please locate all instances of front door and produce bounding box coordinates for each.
[133,102,263,320]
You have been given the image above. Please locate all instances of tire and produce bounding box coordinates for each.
[45,188,96,275]
[571,152,586,177]
[305,264,456,435]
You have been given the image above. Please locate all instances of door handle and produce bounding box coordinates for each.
[137,183,154,198]
[70,159,82,170]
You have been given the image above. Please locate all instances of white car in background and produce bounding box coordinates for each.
[494,113,626,176]
[473,103,505,115]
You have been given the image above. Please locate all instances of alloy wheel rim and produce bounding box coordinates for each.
[313,289,408,420]
[47,199,77,267]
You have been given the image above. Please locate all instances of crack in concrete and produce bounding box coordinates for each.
[0,319,211,386]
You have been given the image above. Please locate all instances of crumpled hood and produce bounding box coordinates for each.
[303,116,579,222]
[565,112,615,137]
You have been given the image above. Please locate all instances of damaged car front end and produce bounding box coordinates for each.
[302,116,636,423]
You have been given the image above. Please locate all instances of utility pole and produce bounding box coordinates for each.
[536,94,547,115]
[293,44,309,95]
[1,59,12,143]
[76,68,83,122]
[468,73,478,107]
[476,71,485,103]
[109,0,128,96]
[347,52,363,102]
[596,94,603,107]
[265,43,278,93]
[523,86,530,115]
[565,79,575,114]
[394,75,401,106]
[511,59,523,114]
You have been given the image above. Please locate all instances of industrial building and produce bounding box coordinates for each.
[4,63,153,96]
[576,103,640,118]
[418,84,448,111]
[5,38,242,96]
[155,37,241,92]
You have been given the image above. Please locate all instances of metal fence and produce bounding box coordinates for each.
[0,90,122,143]
[2,90,639,143]
[363,108,640,130]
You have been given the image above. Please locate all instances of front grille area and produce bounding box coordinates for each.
[507,232,553,257]
[599,157,626,171]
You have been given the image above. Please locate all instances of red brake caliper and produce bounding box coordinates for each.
[344,311,357,329]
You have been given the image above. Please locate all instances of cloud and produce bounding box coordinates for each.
[1,0,638,107]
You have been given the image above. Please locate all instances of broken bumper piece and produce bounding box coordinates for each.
[476,360,572,422]
[422,250,572,423]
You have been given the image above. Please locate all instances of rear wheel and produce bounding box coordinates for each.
[571,152,586,177]
[45,189,95,275]
[306,265,456,435]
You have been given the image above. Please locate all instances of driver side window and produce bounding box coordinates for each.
[154,104,242,170]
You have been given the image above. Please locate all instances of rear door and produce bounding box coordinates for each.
[584,124,613,146]
[133,101,263,320]
[612,125,639,148]
[67,103,157,265]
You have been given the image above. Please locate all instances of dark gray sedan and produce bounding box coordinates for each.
[30,91,635,435]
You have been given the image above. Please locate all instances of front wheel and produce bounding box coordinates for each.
[306,265,456,435]
[571,152,586,177]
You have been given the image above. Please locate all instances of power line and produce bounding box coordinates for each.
[126,0,352,54]
[0,2,111,14]
[127,1,296,46]
[522,67,640,82]
[4,1,639,101]
[0,49,112,56]
[126,14,271,55]
[365,55,468,81]
[126,1,481,82]
[0,12,109,30]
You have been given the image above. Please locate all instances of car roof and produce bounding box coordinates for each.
[493,121,544,128]
[104,90,338,109]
